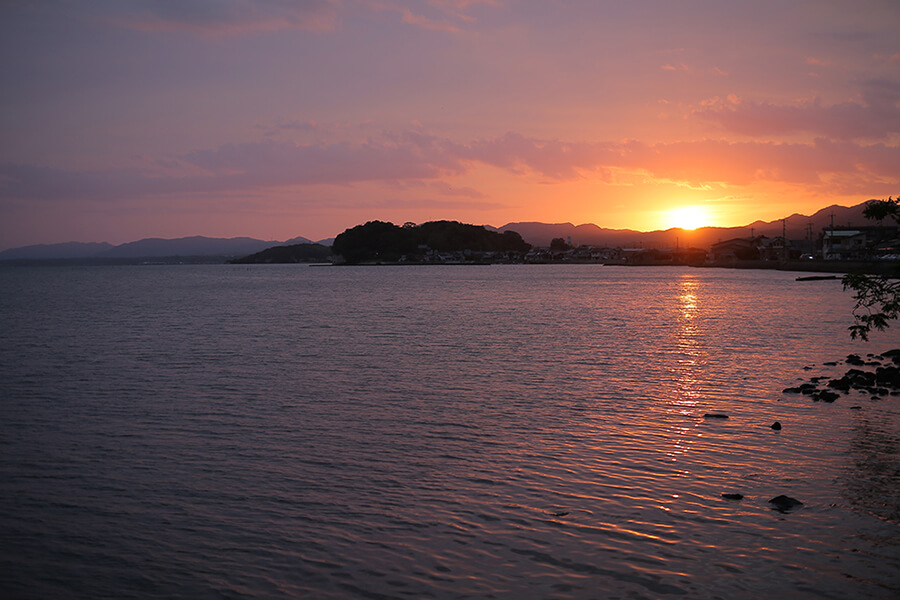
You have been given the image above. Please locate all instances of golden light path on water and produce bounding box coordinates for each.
[0,264,897,599]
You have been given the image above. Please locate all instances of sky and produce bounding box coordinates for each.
[1,0,899,249]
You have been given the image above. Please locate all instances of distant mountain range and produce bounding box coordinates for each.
[496,202,876,249]
[0,201,881,261]
[0,235,329,261]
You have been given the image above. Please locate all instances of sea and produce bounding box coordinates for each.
[0,264,898,599]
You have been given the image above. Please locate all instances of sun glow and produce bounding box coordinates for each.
[666,206,711,230]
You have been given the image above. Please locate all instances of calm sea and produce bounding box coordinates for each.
[1,264,898,599]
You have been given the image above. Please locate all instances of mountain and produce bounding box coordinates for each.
[0,241,114,260]
[0,235,329,261]
[101,236,283,258]
[499,201,876,248]
[283,235,313,245]
[0,201,880,260]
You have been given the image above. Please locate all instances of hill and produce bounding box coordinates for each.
[498,202,873,248]
[227,243,333,264]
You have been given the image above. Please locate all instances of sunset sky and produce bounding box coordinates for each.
[1,0,898,249]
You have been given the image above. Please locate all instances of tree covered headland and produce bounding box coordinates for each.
[332,220,531,264]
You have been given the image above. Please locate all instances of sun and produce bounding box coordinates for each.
[666,206,711,230]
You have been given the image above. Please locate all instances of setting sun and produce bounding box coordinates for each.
[666,206,711,230]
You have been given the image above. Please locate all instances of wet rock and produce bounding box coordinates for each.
[827,378,851,392]
[813,390,840,403]
[771,421,782,430]
[721,493,744,500]
[875,366,900,388]
[850,406,862,410]
[703,413,729,419]
[769,495,803,512]
[846,354,865,366]
[783,387,804,394]
[824,361,838,366]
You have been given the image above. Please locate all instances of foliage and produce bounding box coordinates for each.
[332,221,417,264]
[332,220,531,264]
[549,237,569,251]
[842,197,900,340]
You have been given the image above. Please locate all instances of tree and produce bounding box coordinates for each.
[842,197,900,340]
[550,237,569,251]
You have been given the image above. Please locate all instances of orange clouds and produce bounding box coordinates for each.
[4,128,897,206]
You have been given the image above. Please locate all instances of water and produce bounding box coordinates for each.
[1,264,898,599]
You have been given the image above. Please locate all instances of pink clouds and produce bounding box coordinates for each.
[106,0,342,35]
[3,129,897,205]
[103,0,501,36]
[695,81,900,140]
[1,0,898,247]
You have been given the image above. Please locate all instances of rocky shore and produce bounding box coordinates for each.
[784,349,900,402]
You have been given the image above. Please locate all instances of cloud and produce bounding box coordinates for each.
[356,0,498,33]
[695,80,900,140]
[2,130,897,204]
[104,0,342,35]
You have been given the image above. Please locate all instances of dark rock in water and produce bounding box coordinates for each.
[823,361,838,366]
[827,378,851,392]
[814,390,840,403]
[782,387,804,394]
[703,413,729,419]
[771,421,782,430]
[722,493,744,500]
[875,365,900,388]
[846,354,865,366]
[850,406,862,410]
[769,495,803,512]
[549,511,569,517]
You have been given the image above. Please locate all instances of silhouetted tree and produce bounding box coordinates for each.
[843,197,900,340]
[550,237,569,251]
[333,221,416,264]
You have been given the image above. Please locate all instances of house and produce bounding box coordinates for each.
[822,226,899,260]
[709,237,761,261]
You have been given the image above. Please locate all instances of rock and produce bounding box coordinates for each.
[769,495,803,512]
[771,421,782,430]
[824,362,838,366]
[850,406,862,410]
[875,365,900,388]
[827,378,851,392]
[721,493,744,500]
[846,354,865,366]
[783,387,804,394]
[703,413,729,419]
[814,390,840,403]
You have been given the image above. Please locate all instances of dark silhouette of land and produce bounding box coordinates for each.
[332,220,530,264]
[227,243,332,264]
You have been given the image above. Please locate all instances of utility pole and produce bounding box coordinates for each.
[782,218,787,262]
